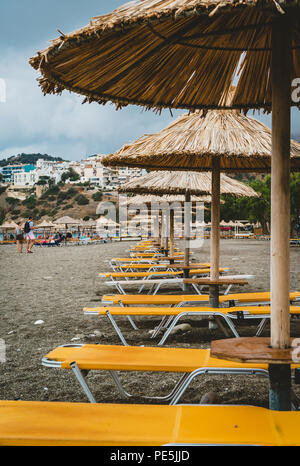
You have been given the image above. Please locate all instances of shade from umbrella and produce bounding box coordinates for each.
[29,1,300,113]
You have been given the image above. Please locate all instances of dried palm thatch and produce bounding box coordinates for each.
[54,216,81,225]
[29,0,300,112]
[102,110,300,172]
[118,170,259,198]
[0,221,18,230]
[36,220,56,229]
[119,193,212,204]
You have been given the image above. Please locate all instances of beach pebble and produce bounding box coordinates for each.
[170,323,192,335]
[34,320,44,325]
[43,276,53,280]
[200,391,221,405]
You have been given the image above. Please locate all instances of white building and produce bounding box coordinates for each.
[12,155,147,189]
[13,170,37,186]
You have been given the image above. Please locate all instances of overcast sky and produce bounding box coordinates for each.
[0,0,299,162]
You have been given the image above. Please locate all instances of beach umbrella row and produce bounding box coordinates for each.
[119,168,259,267]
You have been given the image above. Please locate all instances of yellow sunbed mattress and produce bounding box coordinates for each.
[43,345,270,372]
[101,291,300,305]
[1,401,300,446]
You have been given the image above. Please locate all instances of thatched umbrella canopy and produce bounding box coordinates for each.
[29,0,300,409]
[54,216,81,226]
[0,221,18,230]
[96,216,120,232]
[118,170,261,197]
[29,1,300,114]
[36,220,56,229]
[103,110,300,172]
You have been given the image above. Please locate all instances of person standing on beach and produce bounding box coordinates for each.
[15,221,24,253]
[24,216,35,253]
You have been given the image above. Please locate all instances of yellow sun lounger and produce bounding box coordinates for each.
[1,401,300,446]
[119,263,210,269]
[132,252,184,257]
[101,291,300,307]
[83,305,300,345]
[99,269,231,295]
[42,344,274,404]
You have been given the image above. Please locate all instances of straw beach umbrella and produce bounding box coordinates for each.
[119,169,259,267]
[120,192,209,254]
[30,0,300,410]
[54,216,81,226]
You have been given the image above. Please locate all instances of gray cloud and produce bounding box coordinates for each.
[0,1,299,161]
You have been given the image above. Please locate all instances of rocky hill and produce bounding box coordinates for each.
[0,183,108,224]
[0,153,65,167]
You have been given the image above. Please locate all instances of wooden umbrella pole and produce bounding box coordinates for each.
[210,158,221,308]
[183,191,191,290]
[269,15,292,410]
[170,209,175,257]
[159,211,163,250]
[271,17,291,350]
[184,191,191,267]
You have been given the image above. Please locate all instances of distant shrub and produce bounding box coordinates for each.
[42,185,60,198]
[22,196,37,208]
[75,194,89,205]
[92,191,103,202]
[6,197,19,206]
[66,187,77,197]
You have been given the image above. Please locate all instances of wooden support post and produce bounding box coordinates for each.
[160,211,164,251]
[184,191,191,291]
[170,209,175,257]
[271,16,291,350]
[269,15,292,410]
[184,191,191,267]
[210,158,220,281]
[210,158,221,310]
[269,364,292,411]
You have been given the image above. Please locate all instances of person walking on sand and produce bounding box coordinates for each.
[15,221,24,253]
[24,216,35,253]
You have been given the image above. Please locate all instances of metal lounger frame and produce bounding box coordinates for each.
[41,344,269,405]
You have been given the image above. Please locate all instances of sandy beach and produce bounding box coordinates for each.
[0,239,299,408]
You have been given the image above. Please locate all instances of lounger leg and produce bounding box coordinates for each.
[169,367,269,405]
[158,314,185,346]
[214,316,232,337]
[70,362,97,403]
[108,371,133,398]
[105,311,129,346]
[126,315,139,330]
[192,283,202,295]
[255,318,269,336]
[151,316,170,339]
[224,284,232,295]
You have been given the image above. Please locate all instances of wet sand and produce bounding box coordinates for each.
[0,239,299,407]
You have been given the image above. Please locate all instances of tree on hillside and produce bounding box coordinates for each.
[291,173,300,237]
[61,168,80,183]
[219,174,300,236]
